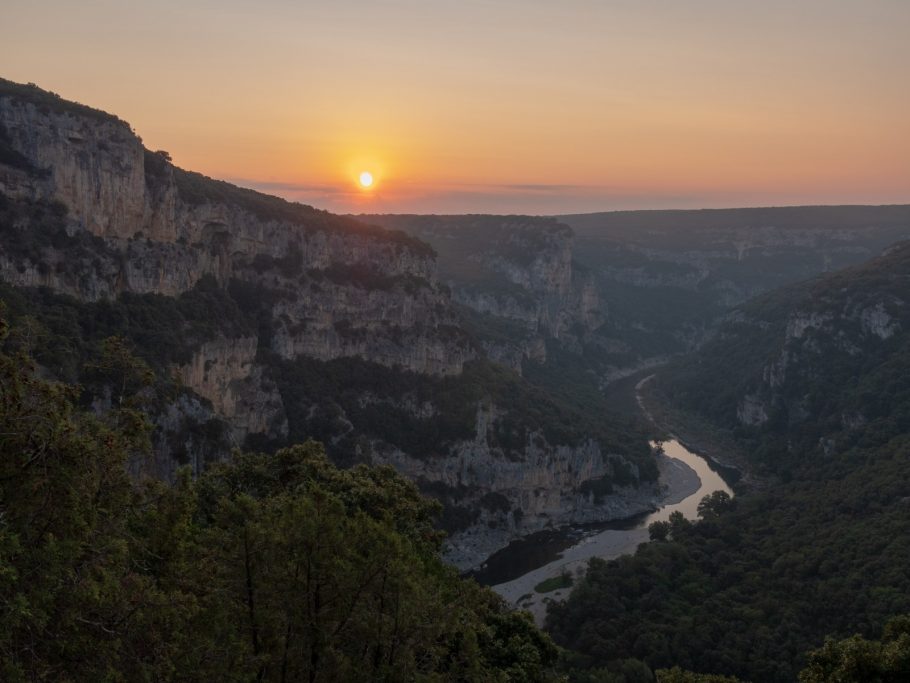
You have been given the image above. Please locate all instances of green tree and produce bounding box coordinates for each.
[0,311,169,680]
[696,491,735,520]
[798,615,910,682]
[181,444,561,681]
[667,510,692,538]
[648,520,671,541]
[657,667,744,682]
[0,309,562,681]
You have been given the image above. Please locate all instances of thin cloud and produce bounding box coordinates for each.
[228,178,349,196]
[224,177,906,216]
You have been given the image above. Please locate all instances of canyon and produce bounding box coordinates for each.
[0,78,659,568]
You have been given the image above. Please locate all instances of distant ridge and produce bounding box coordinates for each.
[560,204,910,237]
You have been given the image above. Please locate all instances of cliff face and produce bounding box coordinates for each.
[562,207,910,372]
[372,402,660,569]
[732,288,906,432]
[659,241,910,467]
[177,336,288,443]
[361,214,604,368]
[0,88,469,376]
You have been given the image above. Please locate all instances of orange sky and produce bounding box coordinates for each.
[2,0,909,214]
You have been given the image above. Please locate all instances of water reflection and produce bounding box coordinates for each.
[634,439,733,527]
[475,440,734,587]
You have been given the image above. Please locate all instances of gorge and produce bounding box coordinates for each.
[0,78,662,570]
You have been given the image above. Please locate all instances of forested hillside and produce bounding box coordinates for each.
[561,207,910,369]
[0,312,561,681]
[547,244,910,682]
[657,241,910,476]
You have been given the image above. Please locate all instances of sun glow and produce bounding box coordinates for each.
[358,171,374,188]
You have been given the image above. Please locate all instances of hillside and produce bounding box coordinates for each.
[0,77,661,569]
[0,327,562,681]
[560,206,910,369]
[361,213,601,371]
[369,208,910,393]
[547,243,910,681]
[656,240,910,476]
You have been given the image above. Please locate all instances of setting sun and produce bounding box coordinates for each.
[358,171,373,189]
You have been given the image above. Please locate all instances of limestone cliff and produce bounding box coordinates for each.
[177,336,288,444]
[0,81,470,377]
[361,214,604,368]
[371,402,661,569]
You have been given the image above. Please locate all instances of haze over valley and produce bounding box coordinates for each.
[1,2,909,681]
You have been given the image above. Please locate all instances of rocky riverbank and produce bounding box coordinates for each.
[491,450,701,625]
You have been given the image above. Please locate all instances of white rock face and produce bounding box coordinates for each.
[763,350,790,389]
[861,302,900,339]
[370,403,660,570]
[737,394,769,426]
[0,100,147,238]
[177,336,288,444]
[785,312,832,340]
[0,94,471,376]
[476,231,604,340]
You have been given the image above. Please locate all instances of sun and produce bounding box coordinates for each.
[358,171,374,188]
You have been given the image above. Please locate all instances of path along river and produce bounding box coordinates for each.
[486,438,735,624]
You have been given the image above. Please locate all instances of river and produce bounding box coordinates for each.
[483,438,735,623]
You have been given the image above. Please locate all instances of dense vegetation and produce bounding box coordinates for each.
[799,614,910,682]
[657,241,910,476]
[0,266,657,534]
[562,207,910,365]
[0,193,116,281]
[0,313,561,681]
[0,121,41,174]
[0,276,250,374]
[546,244,910,682]
[273,354,653,468]
[549,435,910,681]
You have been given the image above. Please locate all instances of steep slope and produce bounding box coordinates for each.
[656,240,910,475]
[0,79,468,376]
[547,244,910,681]
[561,206,910,370]
[362,214,602,371]
[0,78,660,569]
[0,329,563,681]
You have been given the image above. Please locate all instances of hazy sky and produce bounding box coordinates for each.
[2,0,909,214]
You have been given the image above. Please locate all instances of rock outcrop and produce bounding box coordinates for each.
[370,402,660,570]
[0,83,471,376]
[177,336,288,444]
[362,214,604,369]
[661,242,910,462]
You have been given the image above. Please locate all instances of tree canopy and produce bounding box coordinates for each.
[0,312,561,681]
